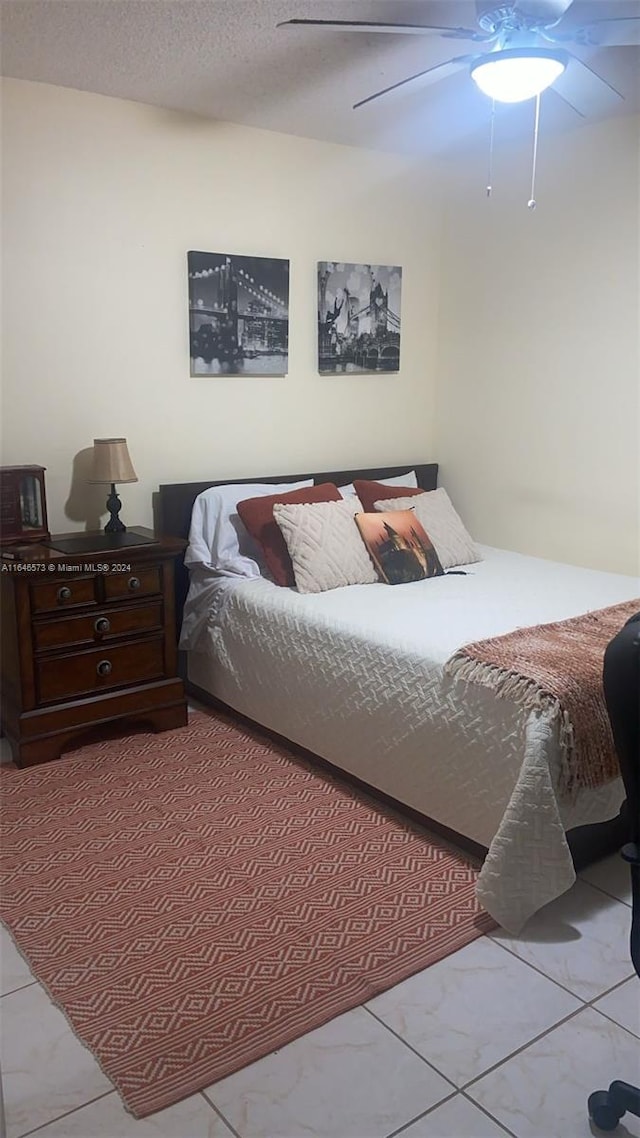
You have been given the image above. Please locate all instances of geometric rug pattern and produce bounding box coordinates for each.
[0,709,495,1117]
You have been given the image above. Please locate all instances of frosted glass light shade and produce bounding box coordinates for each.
[89,438,138,484]
[471,49,566,103]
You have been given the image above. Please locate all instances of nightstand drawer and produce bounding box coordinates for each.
[1,529,187,766]
[36,637,165,703]
[30,576,97,613]
[33,602,164,651]
[104,567,161,602]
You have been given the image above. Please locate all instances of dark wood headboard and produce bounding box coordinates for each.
[157,462,438,636]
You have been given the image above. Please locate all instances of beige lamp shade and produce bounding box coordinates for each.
[89,438,138,484]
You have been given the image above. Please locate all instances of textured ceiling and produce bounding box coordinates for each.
[1,0,639,157]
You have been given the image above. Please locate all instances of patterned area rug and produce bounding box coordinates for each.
[1,709,494,1118]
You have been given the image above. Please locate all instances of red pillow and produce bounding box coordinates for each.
[353,480,425,514]
[237,483,341,586]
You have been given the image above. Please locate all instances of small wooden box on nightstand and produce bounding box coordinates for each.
[0,528,188,767]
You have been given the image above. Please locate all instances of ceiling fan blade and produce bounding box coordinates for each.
[277,19,492,43]
[353,54,478,109]
[546,16,640,46]
[550,55,624,117]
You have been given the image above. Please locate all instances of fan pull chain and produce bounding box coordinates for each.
[528,93,541,210]
[486,99,496,197]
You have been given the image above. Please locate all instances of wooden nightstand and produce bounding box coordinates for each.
[0,528,188,767]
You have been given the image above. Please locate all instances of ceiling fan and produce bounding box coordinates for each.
[278,0,640,115]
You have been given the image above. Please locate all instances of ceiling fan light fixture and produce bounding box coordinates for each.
[470,48,567,103]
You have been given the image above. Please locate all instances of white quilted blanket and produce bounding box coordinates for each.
[183,547,639,933]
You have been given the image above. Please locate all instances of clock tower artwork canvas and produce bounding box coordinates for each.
[317,262,402,375]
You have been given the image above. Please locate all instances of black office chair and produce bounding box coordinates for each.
[588,613,640,1133]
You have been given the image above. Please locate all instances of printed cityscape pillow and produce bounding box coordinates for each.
[237,482,341,586]
[353,479,425,514]
[273,498,378,594]
[355,509,443,585]
[374,488,481,569]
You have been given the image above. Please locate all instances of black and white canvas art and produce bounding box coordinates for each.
[317,262,402,374]
[188,251,290,376]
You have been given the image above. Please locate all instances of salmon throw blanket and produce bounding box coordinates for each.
[444,598,640,796]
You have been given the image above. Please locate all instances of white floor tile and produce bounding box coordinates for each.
[366,936,580,1088]
[30,1090,234,1137]
[580,854,633,906]
[187,699,212,715]
[399,1095,511,1137]
[204,1005,453,1138]
[0,982,111,1138]
[467,1006,640,1138]
[594,977,640,1039]
[490,878,635,1000]
[0,926,35,997]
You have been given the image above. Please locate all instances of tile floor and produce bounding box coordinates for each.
[1,737,639,1138]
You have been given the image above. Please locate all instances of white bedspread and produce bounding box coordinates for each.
[182,546,639,933]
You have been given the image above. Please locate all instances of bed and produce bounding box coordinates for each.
[157,463,639,933]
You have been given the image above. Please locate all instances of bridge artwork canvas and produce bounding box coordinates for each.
[318,262,402,374]
[188,251,290,376]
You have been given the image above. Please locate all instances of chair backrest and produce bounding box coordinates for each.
[603,612,640,844]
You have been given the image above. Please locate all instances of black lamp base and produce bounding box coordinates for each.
[104,483,126,533]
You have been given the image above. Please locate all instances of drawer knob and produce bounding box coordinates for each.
[57,586,72,603]
[96,659,112,677]
[128,576,141,591]
[94,617,110,634]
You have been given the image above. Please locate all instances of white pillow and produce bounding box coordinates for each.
[374,487,481,569]
[338,470,418,499]
[273,497,378,593]
[185,480,313,576]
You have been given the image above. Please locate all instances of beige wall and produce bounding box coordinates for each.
[436,113,640,574]
[1,79,441,533]
[2,79,638,575]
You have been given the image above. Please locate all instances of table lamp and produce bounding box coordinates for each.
[89,438,138,533]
